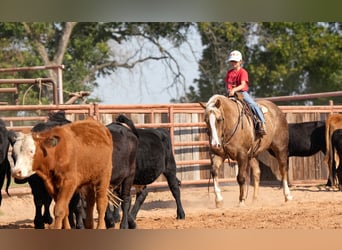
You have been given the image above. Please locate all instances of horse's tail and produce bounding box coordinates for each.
[207,167,213,195]
[324,117,331,167]
[324,118,334,181]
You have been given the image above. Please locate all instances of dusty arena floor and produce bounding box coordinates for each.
[1,183,342,229]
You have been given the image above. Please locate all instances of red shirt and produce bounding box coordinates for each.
[225,67,249,92]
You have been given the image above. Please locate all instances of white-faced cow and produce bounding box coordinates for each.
[11,118,113,229]
[105,115,185,227]
[9,111,84,229]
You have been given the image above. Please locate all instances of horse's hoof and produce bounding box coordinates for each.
[252,198,259,205]
[285,195,293,202]
[215,199,223,208]
[238,201,246,207]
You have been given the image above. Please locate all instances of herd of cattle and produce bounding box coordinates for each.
[0,110,342,229]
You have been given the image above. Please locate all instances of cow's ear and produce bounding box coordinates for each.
[45,136,60,147]
[8,131,20,145]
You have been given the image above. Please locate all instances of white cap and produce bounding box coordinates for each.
[227,50,242,62]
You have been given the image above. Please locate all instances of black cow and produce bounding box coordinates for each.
[0,119,12,206]
[106,115,185,227]
[269,121,334,186]
[104,115,139,229]
[331,129,342,190]
[287,121,326,157]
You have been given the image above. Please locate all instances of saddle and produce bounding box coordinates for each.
[229,93,266,138]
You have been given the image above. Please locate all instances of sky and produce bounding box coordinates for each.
[91,29,202,105]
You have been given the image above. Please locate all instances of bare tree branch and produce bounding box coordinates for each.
[53,22,77,64]
[22,22,50,66]
[80,56,167,84]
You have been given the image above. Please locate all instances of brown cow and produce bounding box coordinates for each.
[324,113,342,187]
[11,119,113,229]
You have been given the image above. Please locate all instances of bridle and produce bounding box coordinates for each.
[208,99,243,158]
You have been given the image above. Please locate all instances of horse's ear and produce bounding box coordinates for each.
[215,99,221,108]
[199,102,207,109]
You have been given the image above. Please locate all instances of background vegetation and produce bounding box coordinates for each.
[0,22,341,105]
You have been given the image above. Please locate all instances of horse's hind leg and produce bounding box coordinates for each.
[211,155,224,208]
[236,154,249,206]
[276,149,293,201]
[249,158,260,202]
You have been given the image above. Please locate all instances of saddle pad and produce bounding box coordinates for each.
[260,105,268,114]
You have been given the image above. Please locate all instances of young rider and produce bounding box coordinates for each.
[224,50,266,136]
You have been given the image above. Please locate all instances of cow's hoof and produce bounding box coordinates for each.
[44,216,53,225]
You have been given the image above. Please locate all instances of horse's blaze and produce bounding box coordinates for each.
[209,112,220,146]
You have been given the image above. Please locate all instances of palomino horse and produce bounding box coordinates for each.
[201,94,293,207]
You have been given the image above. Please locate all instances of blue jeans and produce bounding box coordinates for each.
[241,91,265,123]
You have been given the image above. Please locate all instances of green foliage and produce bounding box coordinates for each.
[0,22,191,104]
[173,22,253,102]
[179,22,342,105]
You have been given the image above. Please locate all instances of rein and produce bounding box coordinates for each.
[220,100,243,158]
[220,98,260,159]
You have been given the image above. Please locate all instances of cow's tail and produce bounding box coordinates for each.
[5,159,11,197]
[116,114,139,138]
[107,188,122,208]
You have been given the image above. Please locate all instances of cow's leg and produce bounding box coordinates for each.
[130,185,147,220]
[84,187,95,229]
[68,192,84,229]
[163,172,185,219]
[276,148,293,201]
[95,182,110,229]
[105,204,116,229]
[28,175,53,229]
[249,157,260,202]
[42,197,53,225]
[33,198,44,229]
[76,196,87,229]
[118,177,135,229]
[211,154,224,208]
[53,182,76,229]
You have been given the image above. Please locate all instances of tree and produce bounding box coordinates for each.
[173,22,253,103]
[0,22,192,104]
[249,22,342,104]
[178,22,342,105]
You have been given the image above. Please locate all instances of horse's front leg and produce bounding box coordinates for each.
[249,158,260,202]
[236,154,249,206]
[211,154,224,208]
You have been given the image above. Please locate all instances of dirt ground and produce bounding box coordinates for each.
[1,183,342,229]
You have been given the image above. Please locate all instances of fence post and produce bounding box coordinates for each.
[92,103,99,120]
[169,105,175,154]
[329,100,334,114]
